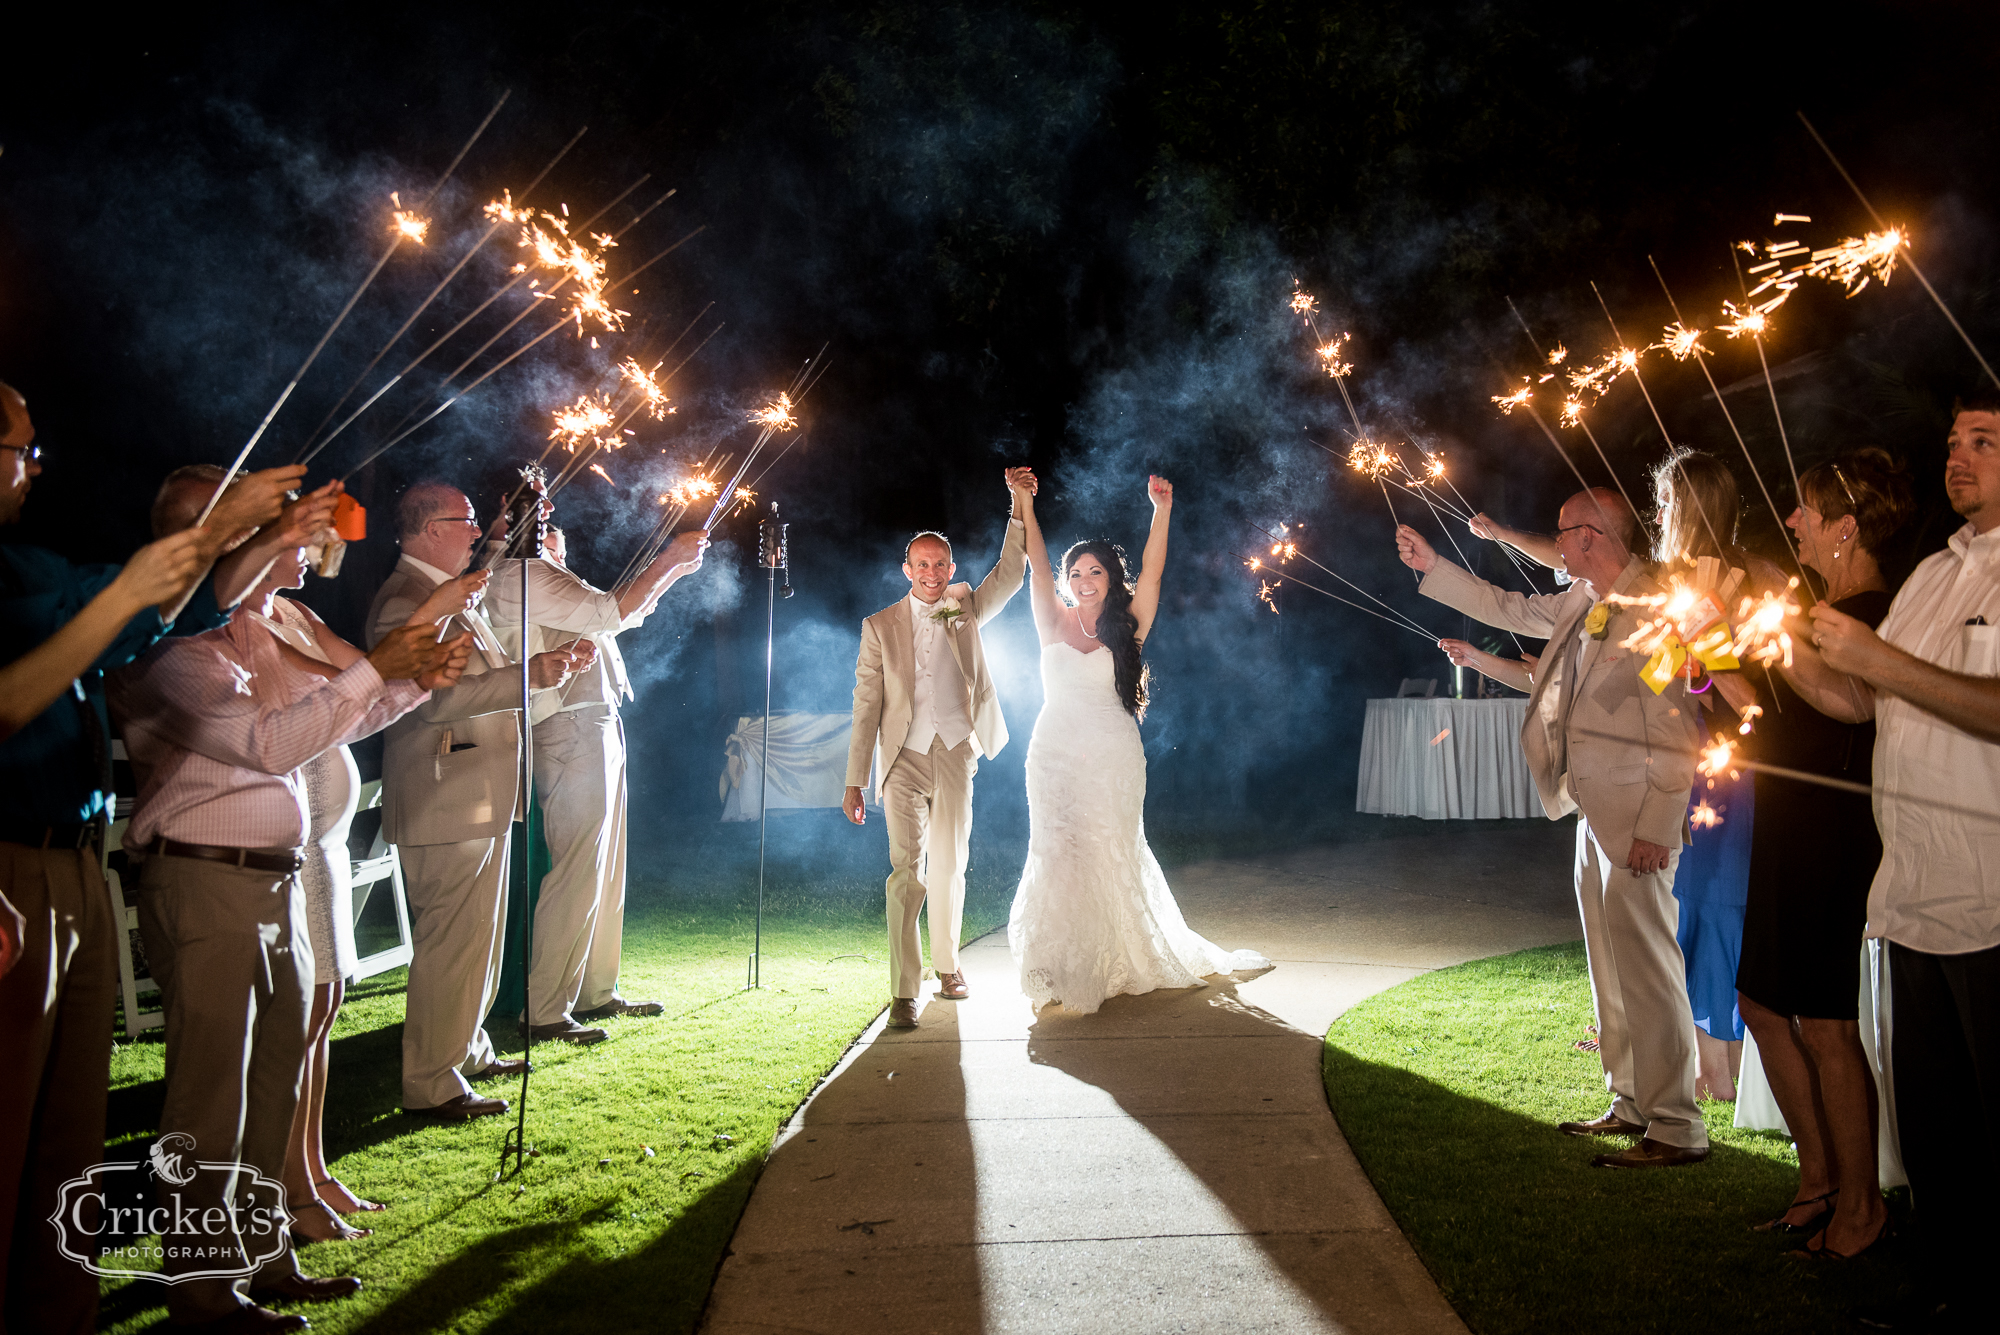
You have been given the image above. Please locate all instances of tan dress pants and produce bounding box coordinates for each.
[397,834,511,1107]
[136,853,311,1323]
[882,737,977,999]
[527,705,628,1024]
[0,841,116,1335]
[1574,818,1706,1148]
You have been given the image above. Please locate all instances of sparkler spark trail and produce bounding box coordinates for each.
[1797,112,2000,389]
[1503,297,1646,539]
[198,89,511,523]
[1690,801,1723,830]
[1239,554,1438,640]
[290,129,592,464]
[1646,257,1805,578]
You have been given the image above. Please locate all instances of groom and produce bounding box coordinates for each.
[844,468,1034,1028]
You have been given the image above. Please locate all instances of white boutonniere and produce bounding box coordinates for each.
[929,583,973,631]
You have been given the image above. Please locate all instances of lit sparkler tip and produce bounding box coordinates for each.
[1547,344,1568,366]
[1491,380,1533,416]
[1657,322,1704,362]
[748,391,798,431]
[1289,286,1318,317]
[1316,332,1353,378]
[1617,347,1639,370]
[1719,299,1770,339]
[1559,396,1584,427]
[391,209,430,245]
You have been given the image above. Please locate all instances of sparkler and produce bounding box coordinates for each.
[1797,113,1999,389]
[1646,258,1805,578]
[1246,522,1438,639]
[1690,801,1722,830]
[1502,298,1645,540]
[1240,554,1438,641]
[337,227,703,482]
[291,128,591,464]
[197,90,511,523]
[1726,247,1809,559]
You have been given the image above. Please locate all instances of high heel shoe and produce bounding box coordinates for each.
[290,1199,375,1246]
[1793,1216,1892,1261]
[1753,1188,1837,1235]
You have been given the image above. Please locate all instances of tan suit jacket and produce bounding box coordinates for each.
[846,520,1027,799]
[1421,556,1697,869]
[367,555,524,846]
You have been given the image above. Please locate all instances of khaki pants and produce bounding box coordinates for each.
[882,737,976,999]
[398,834,511,1107]
[0,841,115,1335]
[136,853,312,1323]
[527,706,628,1024]
[1574,818,1706,1148]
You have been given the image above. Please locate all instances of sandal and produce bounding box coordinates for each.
[316,1177,385,1215]
[1754,1189,1837,1235]
[290,1199,375,1245]
[1793,1216,1891,1261]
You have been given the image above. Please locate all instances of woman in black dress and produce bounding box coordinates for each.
[1736,447,1913,1259]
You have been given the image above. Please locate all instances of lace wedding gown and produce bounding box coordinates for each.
[1009,642,1270,1013]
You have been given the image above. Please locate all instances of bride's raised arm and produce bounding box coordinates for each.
[1012,468,1063,646]
[1131,475,1172,643]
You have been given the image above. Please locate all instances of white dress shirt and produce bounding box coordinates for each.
[110,616,429,852]
[905,591,972,756]
[486,557,637,721]
[1869,521,2000,954]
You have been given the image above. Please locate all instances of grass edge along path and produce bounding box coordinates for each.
[1321,942,1917,1335]
[99,868,1014,1335]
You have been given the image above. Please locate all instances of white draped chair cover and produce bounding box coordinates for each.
[1355,697,1545,820]
[719,712,859,821]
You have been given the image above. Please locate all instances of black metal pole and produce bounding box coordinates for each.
[749,503,789,991]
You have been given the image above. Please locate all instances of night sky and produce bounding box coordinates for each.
[4,2,1996,843]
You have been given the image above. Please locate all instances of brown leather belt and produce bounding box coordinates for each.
[147,837,304,875]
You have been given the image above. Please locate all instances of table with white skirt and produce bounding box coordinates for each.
[1355,696,1545,820]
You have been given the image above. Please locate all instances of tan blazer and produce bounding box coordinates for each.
[846,521,1027,798]
[1421,556,1698,869]
[367,555,524,846]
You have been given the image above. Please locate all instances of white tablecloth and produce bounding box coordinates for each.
[1355,697,1545,820]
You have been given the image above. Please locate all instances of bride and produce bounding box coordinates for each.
[1008,472,1270,1013]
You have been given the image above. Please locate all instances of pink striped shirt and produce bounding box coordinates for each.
[109,615,428,852]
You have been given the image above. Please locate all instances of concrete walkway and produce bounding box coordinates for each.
[703,819,1579,1334]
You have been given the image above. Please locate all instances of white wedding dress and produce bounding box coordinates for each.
[1009,641,1271,1013]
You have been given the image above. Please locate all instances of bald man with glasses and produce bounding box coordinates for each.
[1398,488,1708,1169]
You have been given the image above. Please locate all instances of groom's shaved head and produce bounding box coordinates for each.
[904,531,951,562]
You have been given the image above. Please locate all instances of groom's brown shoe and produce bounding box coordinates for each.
[936,971,969,1000]
[1591,1137,1709,1169]
[887,998,919,1028]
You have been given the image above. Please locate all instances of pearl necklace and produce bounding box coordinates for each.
[1076,606,1099,640]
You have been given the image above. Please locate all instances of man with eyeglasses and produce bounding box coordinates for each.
[366,481,581,1122]
[1397,487,1708,1170]
[0,380,307,1334]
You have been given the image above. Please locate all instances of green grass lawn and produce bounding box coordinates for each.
[1323,943,1917,1335]
[99,815,1020,1334]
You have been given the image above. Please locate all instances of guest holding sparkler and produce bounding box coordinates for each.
[1647,449,1780,1103]
[1730,449,1910,1257]
[484,510,709,1042]
[231,539,493,1243]
[108,550,467,1327]
[0,381,309,1335]
[367,482,579,1120]
[1786,402,1999,1308]
[1398,491,1709,1168]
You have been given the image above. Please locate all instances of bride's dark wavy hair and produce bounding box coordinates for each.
[1060,538,1150,720]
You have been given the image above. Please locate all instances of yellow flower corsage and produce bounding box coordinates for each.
[1583,603,1611,639]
